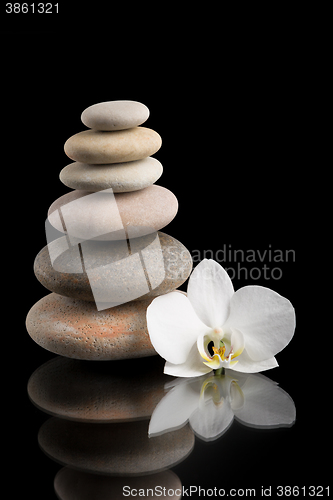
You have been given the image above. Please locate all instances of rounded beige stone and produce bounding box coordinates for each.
[64,127,161,164]
[59,157,163,192]
[81,100,150,131]
[26,293,157,360]
[48,185,178,241]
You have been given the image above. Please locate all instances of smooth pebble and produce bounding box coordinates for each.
[64,127,161,164]
[48,185,178,241]
[81,100,149,131]
[59,157,163,192]
[26,293,157,360]
[34,232,192,303]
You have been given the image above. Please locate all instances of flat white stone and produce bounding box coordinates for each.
[59,157,163,192]
[81,100,149,131]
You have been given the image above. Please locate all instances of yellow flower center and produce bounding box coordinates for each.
[212,345,226,359]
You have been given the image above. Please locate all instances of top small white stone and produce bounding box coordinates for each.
[81,100,150,131]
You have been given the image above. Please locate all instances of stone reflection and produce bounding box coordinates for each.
[28,355,168,422]
[54,467,182,500]
[39,417,194,476]
[149,370,296,442]
[28,355,295,497]
[28,355,192,496]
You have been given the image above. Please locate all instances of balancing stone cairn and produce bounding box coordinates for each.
[26,100,193,360]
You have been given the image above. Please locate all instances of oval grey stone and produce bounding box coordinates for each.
[81,100,149,131]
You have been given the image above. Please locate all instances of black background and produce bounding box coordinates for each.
[2,14,321,499]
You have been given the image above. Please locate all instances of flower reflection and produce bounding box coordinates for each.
[149,370,296,442]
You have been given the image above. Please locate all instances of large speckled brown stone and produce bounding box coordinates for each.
[28,355,168,422]
[34,232,192,303]
[26,293,157,360]
[54,468,182,500]
[39,417,195,475]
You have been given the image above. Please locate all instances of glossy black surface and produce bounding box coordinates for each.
[20,349,324,498]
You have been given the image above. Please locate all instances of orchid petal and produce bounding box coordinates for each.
[164,343,213,378]
[187,259,234,329]
[202,356,223,370]
[196,333,212,362]
[224,285,295,361]
[230,349,278,373]
[147,292,208,365]
[229,328,245,359]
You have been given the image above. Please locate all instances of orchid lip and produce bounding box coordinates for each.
[197,327,245,371]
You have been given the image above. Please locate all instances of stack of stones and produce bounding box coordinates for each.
[26,100,192,361]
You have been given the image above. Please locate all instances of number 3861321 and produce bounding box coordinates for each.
[6,3,59,13]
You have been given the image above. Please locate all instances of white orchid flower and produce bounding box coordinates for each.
[147,259,295,377]
[149,370,296,441]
